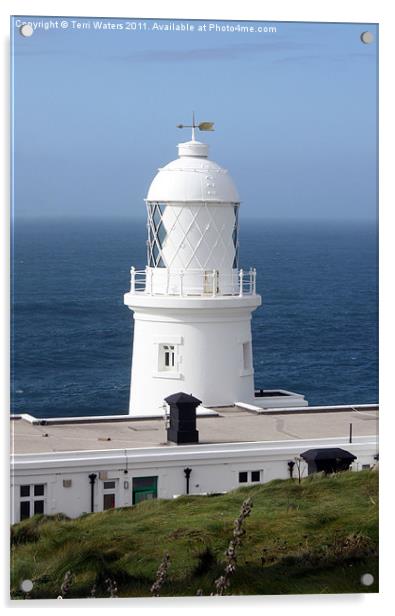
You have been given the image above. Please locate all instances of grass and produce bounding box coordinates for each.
[10,470,378,599]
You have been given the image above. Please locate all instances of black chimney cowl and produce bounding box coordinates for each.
[165,392,201,445]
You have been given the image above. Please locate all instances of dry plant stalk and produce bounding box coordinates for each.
[213,497,253,596]
[58,570,73,599]
[150,552,171,597]
[105,577,118,598]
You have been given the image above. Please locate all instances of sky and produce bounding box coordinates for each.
[11,16,378,221]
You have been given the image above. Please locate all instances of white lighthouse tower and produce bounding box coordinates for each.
[124,118,261,416]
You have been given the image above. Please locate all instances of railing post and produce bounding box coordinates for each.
[212,269,216,297]
[149,267,153,295]
[253,268,257,295]
[239,269,244,297]
[130,266,136,293]
[179,270,184,297]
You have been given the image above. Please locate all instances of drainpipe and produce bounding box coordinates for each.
[287,461,295,479]
[88,473,97,513]
[184,468,192,495]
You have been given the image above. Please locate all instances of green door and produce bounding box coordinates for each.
[132,476,158,505]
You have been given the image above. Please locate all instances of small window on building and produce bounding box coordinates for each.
[34,484,45,497]
[251,471,260,482]
[19,483,47,521]
[34,500,44,515]
[158,344,176,372]
[103,481,116,490]
[20,501,30,520]
[239,472,248,483]
[20,485,30,497]
[362,464,371,470]
[164,345,175,368]
[103,493,115,510]
[242,342,252,371]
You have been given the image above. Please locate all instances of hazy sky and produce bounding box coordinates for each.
[11,17,377,221]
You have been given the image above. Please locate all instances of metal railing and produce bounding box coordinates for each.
[128,267,257,297]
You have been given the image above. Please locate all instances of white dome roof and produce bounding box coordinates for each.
[146,139,240,203]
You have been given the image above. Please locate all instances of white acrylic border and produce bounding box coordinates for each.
[1,0,391,613]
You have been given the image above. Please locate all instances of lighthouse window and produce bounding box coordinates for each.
[242,342,252,370]
[147,202,167,268]
[157,222,166,247]
[153,206,162,228]
[164,345,175,368]
[232,205,239,268]
[158,344,177,372]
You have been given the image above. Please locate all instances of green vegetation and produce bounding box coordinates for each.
[11,470,378,599]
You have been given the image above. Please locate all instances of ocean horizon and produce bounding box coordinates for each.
[11,218,378,418]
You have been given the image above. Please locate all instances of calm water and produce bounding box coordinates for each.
[11,219,378,417]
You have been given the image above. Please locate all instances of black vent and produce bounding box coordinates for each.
[165,392,201,445]
[300,448,357,475]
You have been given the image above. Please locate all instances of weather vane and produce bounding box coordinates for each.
[177,112,214,140]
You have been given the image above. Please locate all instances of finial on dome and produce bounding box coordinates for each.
[176,113,215,142]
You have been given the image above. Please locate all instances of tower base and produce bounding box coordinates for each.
[124,293,261,416]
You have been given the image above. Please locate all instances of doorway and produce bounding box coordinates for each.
[132,476,158,505]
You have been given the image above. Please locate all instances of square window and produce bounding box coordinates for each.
[159,344,176,372]
[20,501,30,520]
[34,500,44,515]
[34,484,45,496]
[239,472,248,483]
[103,481,116,490]
[20,485,30,497]
[251,471,260,482]
[103,493,115,510]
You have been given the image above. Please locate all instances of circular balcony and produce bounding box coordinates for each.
[128,267,257,297]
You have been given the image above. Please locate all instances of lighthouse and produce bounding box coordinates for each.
[124,118,261,416]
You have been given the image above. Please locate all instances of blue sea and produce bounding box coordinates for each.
[11,219,378,418]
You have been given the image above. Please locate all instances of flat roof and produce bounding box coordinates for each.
[11,405,379,455]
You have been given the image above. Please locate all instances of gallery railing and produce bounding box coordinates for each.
[128,267,257,297]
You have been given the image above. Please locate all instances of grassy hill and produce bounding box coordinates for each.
[11,470,378,599]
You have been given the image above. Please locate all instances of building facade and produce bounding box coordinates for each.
[10,405,378,523]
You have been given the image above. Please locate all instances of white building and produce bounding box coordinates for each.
[124,122,306,415]
[10,404,378,523]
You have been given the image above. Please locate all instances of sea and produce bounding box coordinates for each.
[11,219,378,418]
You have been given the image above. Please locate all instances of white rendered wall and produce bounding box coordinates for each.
[10,437,377,523]
[126,295,261,415]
